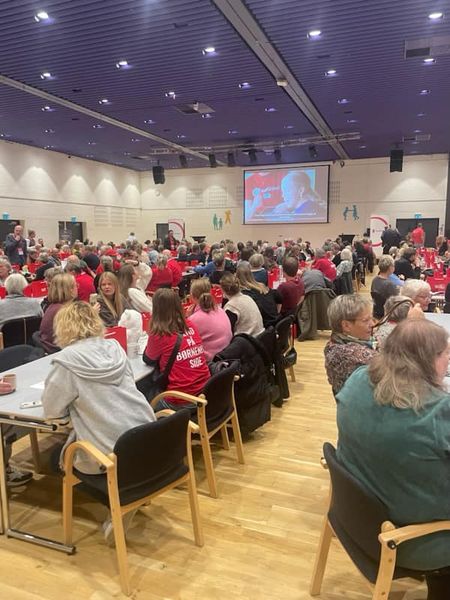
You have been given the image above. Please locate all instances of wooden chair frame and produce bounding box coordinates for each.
[151,375,245,499]
[62,417,204,596]
[310,458,450,599]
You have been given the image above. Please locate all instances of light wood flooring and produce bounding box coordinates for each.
[0,332,427,599]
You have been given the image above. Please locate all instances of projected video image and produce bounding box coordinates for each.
[243,166,329,224]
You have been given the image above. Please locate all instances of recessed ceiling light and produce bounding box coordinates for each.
[359,145,367,149]
[325,69,337,77]
[40,71,53,79]
[177,134,187,139]
[201,113,213,119]
[98,98,110,104]
[115,59,129,69]
[41,105,55,112]
[417,112,426,117]
[131,138,141,142]
[423,57,436,64]
[124,152,131,156]
[338,98,350,104]
[0,133,11,138]
[202,46,216,55]
[165,91,176,98]
[34,10,49,22]
[420,89,431,95]
[428,11,443,20]
[144,119,155,124]
[307,30,322,38]
[44,128,55,133]
[228,129,238,134]
[44,145,54,149]
[238,82,251,89]
[411,140,420,144]
[284,125,294,129]
[86,154,94,158]
[347,119,358,123]
[265,107,277,112]
[87,141,96,145]
[414,129,422,133]
[92,124,103,129]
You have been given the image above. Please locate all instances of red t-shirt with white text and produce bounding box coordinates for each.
[145,320,210,404]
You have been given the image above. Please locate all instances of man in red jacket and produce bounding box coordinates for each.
[411,223,425,248]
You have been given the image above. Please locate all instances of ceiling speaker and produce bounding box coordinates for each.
[208,153,217,168]
[390,149,403,172]
[152,165,165,184]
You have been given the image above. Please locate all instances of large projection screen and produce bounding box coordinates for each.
[243,165,330,225]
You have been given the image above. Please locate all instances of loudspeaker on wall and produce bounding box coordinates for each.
[390,149,403,173]
[152,165,165,184]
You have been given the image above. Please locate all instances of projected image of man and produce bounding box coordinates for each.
[274,170,322,216]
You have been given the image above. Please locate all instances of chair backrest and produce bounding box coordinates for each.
[275,315,294,355]
[1,316,42,348]
[324,443,391,573]
[23,280,48,297]
[203,363,239,430]
[0,344,45,371]
[104,326,127,352]
[141,312,151,333]
[0,286,5,299]
[114,409,190,503]
[210,285,223,305]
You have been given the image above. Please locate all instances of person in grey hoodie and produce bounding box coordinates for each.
[42,301,155,474]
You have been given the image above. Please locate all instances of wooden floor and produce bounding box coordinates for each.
[0,333,426,599]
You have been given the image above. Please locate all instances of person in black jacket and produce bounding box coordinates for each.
[381,226,402,254]
[394,247,421,280]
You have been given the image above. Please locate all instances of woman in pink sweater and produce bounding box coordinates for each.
[187,278,232,360]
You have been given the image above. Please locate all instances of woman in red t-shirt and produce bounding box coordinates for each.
[147,254,173,293]
[143,288,210,411]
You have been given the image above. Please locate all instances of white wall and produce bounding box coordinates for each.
[0,139,447,248]
[0,140,141,245]
[141,154,449,248]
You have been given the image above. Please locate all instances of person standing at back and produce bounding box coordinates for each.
[411,222,425,248]
[5,224,27,267]
[381,225,401,254]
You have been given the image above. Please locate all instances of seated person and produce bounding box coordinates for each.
[278,256,305,317]
[301,265,327,293]
[324,294,376,397]
[187,243,202,264]
[402,279,432,312]
[65,259,95,302]
[147,254,174,292]
[220,272,264,337]
[37,273,78,353]
[97,271,130,326]
[209,250,235,285]
[0,273,43,329]
[394,247,421,280]
[143,288,210,411]
[34,252,54,281]
[312,248,336,281]
[370,255,399,319]
[187,278,232,360]
[336,319,450,598]
[373,295,422,348]
[236,263,281,328]
[249,253,268,285]
[335,248,354,278]
[0,258,11,286]
[118,264,152,314]
[162,250,182,286]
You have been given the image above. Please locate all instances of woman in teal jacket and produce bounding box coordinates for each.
[336,318,450,599]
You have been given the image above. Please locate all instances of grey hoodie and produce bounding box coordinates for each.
[42,337,155,473]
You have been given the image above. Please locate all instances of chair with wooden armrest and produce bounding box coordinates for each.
[62,409,203,596]
[310,442,450,599]
[151,363,245,499]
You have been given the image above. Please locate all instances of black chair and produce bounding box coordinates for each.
[275,315,296,385]
[0,344,44,371]
[0,316,42,348]
[310,443,450,599]
[62,410,204,596]
[334,270,354,295]
[152,363,244,498]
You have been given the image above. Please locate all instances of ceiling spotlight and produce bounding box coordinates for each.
[325,69,337,77]
[420,89,431,95]
[276,77,288,87]
[115,59,129,69]
[309,145,318,159]
[208,153,218,168]
[284,124,294,129]
[228,129,238,134]
[265,107,277,112]
[98,98,110,104]
[34,10,49,22]
[274,148,282,163]
[347,119,358,124]
[87,141,96,145]
[40,71,52,79]
[417,112,426,117]
[179,155,188,168]
[177,134,186,139]
[41,105,55,112]
[359,145,367,149]
[423,57,436,64]
[428,11,443,20]
[44,128,55,134]
[144,119,155,124]
[307,29,322,38]
[165,91,176,98]
[238,82,251,89]
[131,138,141,142]
[201,113,213,119]
[227,152,236,167]
[248,148,258,164]
[202,46,216,55]
[338,98,350,104]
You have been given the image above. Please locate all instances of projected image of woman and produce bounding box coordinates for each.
[273,170,322,216]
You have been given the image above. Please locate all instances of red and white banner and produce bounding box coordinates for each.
[370,214,389,256]
[168,218,185,241]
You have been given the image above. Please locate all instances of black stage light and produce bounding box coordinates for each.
[152,165,165,184]
[308,144,318,159]
[208,153,217,168]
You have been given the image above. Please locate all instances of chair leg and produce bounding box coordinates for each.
[29,430,41,474]
[62,477,74,546]
[187,473,204,547]
[230,413,245,465]
[220,425,230,451]
[108,486,131,596]
[310,517,333,596]
[289,365,296,383]
[200,435,218,498]
[372,544,396,600]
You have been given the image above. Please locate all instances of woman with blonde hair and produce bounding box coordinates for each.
[37,273,78,353]
[97,271,129,326]
[187,278,232,360]
[220,272,264,336]
[118,264,153,314]
[336,319,450,597]
[236,262,281,328]
[147,253,173,292]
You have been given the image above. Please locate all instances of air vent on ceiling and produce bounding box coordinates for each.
[402,133,431,142]
[405,35,450,58]
[175,102,214,115]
